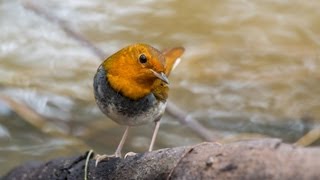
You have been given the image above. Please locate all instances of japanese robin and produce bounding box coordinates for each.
[93,43,184,164]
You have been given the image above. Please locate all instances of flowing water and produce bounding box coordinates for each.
[1,0,320,175]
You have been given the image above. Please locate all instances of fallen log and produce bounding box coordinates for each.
[3,139,320,180]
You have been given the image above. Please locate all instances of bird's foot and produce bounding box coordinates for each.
[124,152,137,158]
[212,141,222,146]
[95,151,138,166]
[94,154,118,167]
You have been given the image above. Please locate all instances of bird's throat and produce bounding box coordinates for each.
[107,74,153,100]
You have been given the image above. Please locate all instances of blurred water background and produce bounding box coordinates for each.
[1,0,320,175]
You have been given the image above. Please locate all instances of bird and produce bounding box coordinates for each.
[93,43,184,165]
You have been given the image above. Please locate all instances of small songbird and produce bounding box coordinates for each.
[93,43,184,164]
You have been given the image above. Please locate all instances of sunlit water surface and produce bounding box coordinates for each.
[1,0,320,175]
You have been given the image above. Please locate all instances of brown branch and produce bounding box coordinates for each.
[295,126,320,146]
[22,0,106,59]
[166,102,219,141]
[0,95,89,149]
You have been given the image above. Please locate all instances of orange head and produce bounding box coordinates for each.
[102,43,170,100]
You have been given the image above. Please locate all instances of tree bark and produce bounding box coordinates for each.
[3,139,320,180]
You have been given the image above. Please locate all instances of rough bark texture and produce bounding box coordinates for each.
[3,139,320,180]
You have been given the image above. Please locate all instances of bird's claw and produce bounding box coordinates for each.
[124,152,137,158]
[94,154,116,167]
[95,152,136,166]
[212,141,222,146]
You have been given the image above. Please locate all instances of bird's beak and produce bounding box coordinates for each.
[150,69,169,84]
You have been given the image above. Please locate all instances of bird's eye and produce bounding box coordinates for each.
[139,54,148,64]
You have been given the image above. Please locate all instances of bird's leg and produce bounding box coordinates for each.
[95,126,130,166]
[114,126,130,157]
[149,120,161,152]
[125,121,161,158]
